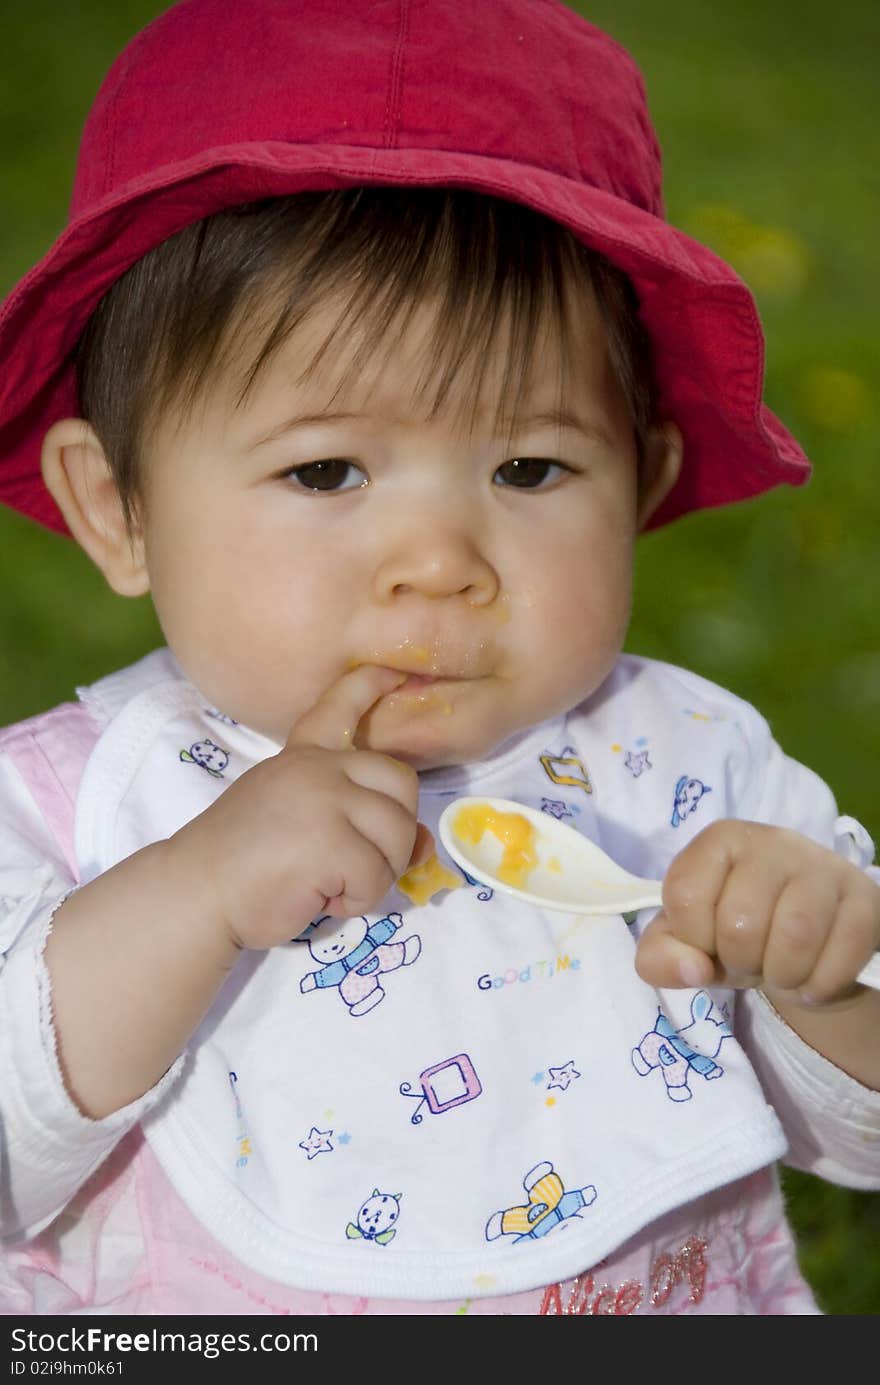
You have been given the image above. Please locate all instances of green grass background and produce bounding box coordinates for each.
[0,0,877,1313]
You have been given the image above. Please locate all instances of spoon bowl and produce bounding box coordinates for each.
[437,795,880,992]
[438,795,663,915]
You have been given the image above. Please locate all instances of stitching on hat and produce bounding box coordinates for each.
[631,73,663,216]
[383,0,411,151]
[105,84,120,199]
[103,39,142,202]
[602,31,665,217]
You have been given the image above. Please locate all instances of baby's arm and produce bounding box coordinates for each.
[44,664,429,1120]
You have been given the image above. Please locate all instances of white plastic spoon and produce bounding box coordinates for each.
[438,795,880,992]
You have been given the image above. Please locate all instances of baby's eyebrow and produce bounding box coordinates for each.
[249,406,613,450]
[250,410,365,449]
[515,410,614,445]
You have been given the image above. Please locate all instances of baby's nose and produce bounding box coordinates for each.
[373,529,499,606]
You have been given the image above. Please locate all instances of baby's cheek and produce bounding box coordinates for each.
[529,584,628,680]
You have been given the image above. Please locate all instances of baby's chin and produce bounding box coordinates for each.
[359,698,536,772]
[356,725,478,772]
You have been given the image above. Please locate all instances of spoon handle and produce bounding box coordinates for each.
[857,953,880,993]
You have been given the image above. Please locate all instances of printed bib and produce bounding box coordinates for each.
[73,654,787,1299]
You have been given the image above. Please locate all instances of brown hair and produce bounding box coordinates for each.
[76,188,656,525]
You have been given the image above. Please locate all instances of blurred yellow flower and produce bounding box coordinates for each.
[685,204,811,298]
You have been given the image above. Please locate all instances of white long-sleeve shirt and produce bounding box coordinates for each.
[1,649,878,1314]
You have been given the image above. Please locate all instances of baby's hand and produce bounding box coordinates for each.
[636,821,880,1005]
[169,665,433,951]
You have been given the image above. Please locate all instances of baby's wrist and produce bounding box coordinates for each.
[156,831,242,965]
[762,978,880,1016]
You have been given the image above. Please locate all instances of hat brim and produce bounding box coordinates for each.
[0,143,810,534]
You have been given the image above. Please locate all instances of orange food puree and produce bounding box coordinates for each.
[453,803,539,889]
[397,852,462,905]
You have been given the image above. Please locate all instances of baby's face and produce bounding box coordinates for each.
[135,288,655,768]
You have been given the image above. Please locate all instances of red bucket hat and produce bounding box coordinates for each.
[0,0,810,534]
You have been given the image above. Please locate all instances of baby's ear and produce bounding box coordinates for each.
[40,418,149,597]
[636,422,683,531]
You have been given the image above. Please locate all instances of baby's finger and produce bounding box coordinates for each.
[343,747,420,816]
[760,872,839,993]
[795,882,880,1004]
[343,782,423,882]
[408,823,436,870]
[711,857,789,984]
[314,816,402,918]
[286,665,406,752]
[342,749,434,870]
[635,910,717,989]
[659,822,735,957]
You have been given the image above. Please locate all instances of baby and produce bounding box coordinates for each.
[0,0,877,1318]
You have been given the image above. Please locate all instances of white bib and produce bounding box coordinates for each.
[74,652,786,1299]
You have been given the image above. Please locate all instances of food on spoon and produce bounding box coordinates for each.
[451,802,544,889]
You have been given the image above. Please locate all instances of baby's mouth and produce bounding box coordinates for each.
[360,639,491,683]
[390,671,446,695]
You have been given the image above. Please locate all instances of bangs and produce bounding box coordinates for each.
[77,188,655,523]
[229,189,586,440]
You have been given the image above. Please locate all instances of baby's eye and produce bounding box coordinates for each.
[285,459,367,492]
[493,457,568,489]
